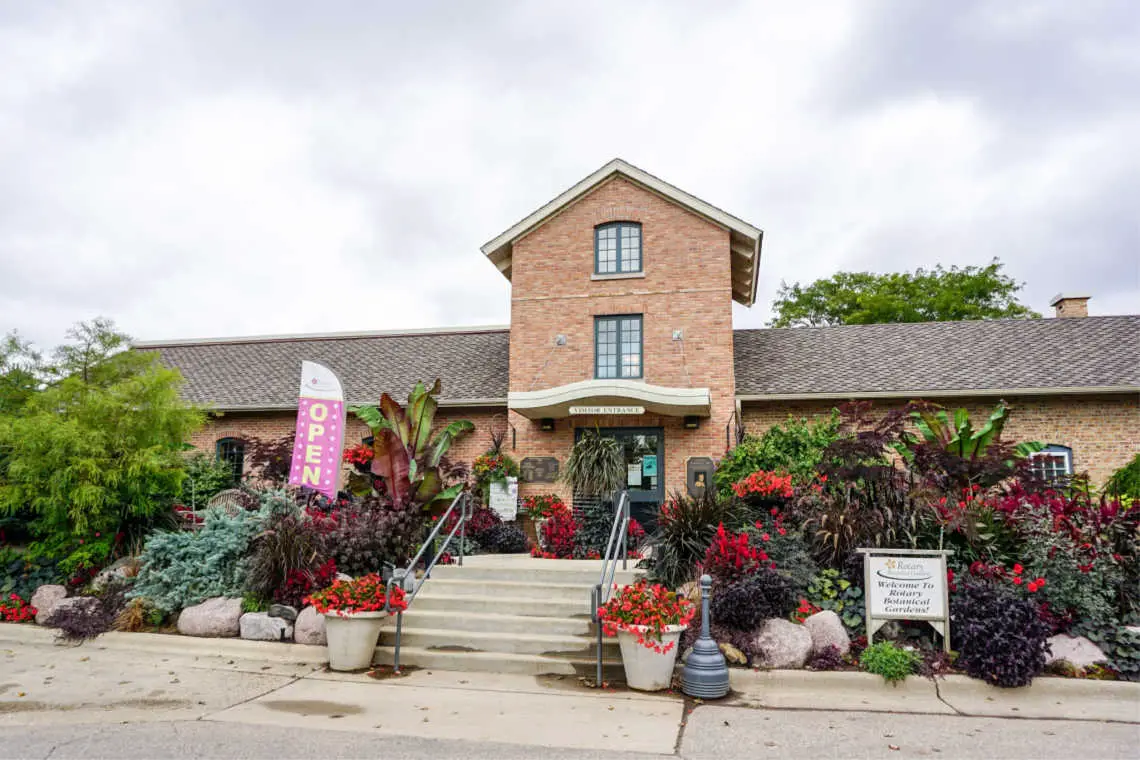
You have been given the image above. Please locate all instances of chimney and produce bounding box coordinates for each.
[1050,293,1091,318]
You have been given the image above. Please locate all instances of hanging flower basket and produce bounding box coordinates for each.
[598,580,696,691]
[306,574,408,671]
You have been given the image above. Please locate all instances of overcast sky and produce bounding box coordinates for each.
[2,0,1137,349]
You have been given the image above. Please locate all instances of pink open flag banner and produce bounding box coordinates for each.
[287,361,347,501]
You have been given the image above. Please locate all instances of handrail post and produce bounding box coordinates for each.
[621,492,628,571]
[459,491,467,567]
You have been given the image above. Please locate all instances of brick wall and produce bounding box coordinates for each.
[190,406,506,480]
[508,175,738,500]
[740,394,1140,484]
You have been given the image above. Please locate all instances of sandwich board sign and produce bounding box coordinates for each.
[858,548,953,652]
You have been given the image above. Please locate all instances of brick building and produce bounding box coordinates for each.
[140,160,1139,518]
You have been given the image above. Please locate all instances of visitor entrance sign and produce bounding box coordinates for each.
[858,548,952,652]
[287,361,347,501]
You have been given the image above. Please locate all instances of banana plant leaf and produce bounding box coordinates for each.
[428,420,475,468]
[379,392,411,448]
[371,428,411,505]
[407,379,442,457]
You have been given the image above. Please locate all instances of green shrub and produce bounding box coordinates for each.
[0,547,62,601]
[1105,453,1140,500]
[806,569,866,635]
[860,642,919,684]
[130,508,264,612]
[715,412,840,497]
[182,454,237,509]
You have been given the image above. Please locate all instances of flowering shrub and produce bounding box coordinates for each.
[305,573,408,616]
[950,581,1051,687]
[710,570,795,630]
[732,470,794,500]
[0,593,36,622]
[278,559,338,608]
[793,597,821,624]
[702,523,765,584]
[745,514,818,594]
[343,444,373,467]
[520,494,566,521]
[538,507,578,558]
[597,580,696,653]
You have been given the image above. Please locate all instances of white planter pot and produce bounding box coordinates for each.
[616,624,686,691]
[323,611,386,671]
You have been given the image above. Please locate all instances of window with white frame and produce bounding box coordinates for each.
[1028,444,1072,483]
[594,222,642,274]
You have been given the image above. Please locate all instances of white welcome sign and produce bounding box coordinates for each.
[488,476,519,521]
[859,548,952,652]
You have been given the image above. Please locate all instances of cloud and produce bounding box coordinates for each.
[0,0,1135,352]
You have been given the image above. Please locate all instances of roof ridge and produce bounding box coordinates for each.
[733,314,1140,334]
[135,324,510,349]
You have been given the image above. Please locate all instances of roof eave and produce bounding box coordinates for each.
[736,385,1140,402]
[200,398,510,414]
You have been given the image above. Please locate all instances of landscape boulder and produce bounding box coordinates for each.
[803,610,851,656]
[268,604,298,623]
[293,606,326,646]
[240,611,293,641]
[1045,634,1108,670]
[31,584,68,626]
[176,597,243,637]
[91,557,137,592]
[42,596,103,628]
[752,618,813,669]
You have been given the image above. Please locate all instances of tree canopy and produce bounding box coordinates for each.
[0,319,203,572]
[768,260,1040,328]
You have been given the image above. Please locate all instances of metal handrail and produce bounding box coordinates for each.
[591,489,630,685]
[385,489,471,673]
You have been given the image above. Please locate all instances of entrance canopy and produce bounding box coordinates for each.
[508,378,711,419]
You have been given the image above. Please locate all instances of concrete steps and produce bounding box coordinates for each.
[372,554,641,676]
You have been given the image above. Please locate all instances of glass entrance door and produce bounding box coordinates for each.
[576,426,664,527]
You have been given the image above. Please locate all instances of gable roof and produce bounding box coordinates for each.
[481,158,764,306]
[137,326,510,411]
[734,315,1140,399]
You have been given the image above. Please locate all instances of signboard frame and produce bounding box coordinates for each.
[858,547,953,653]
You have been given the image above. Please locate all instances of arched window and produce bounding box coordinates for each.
[216,437,246,484]
[595,222,642,274]
[1028,444,1072,484]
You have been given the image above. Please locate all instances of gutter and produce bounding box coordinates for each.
[200,398,510,413]
[735,385,1140,402]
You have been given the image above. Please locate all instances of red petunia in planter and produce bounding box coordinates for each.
[597,579,696,691]
[304,574,408,671]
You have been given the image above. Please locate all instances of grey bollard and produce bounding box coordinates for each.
[681,574,729,699]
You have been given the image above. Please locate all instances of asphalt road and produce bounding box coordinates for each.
[3,709,1139,760]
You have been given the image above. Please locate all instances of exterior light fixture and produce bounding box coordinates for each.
[540,418,555,431]
[683,416,700,429]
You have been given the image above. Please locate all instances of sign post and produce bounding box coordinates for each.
[287,361,347,502]
[858,548,953,652]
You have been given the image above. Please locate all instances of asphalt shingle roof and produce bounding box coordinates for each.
[144,329,510,409]
[144,316,1139,409]
[733,316,1140,397]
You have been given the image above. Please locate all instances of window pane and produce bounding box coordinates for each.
[596,226,618,274]
[619,225,641,272]
[596,318,617,378]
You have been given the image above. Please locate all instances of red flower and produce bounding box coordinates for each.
[1012,563,1024,575]
[1012,577,1023,585]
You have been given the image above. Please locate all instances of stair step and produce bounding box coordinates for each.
[409,593,593,617]
[372,645,626,679]
[386,609,593,636]
[379,627,618,656]
[415,579,595,601]
[428,564,641,586]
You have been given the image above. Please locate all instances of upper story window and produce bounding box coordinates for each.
[595,222,642,275]
[596,315,642,379]
[1028,444,1072,484]
[216,437,246,483]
